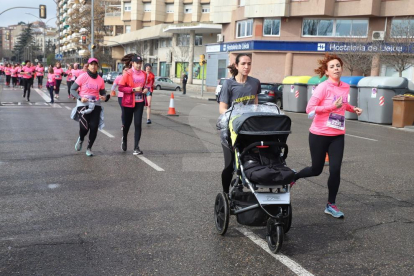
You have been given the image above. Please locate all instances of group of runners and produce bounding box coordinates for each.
[218,53,363,219]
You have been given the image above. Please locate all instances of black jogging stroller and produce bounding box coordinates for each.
[214,104,295,253]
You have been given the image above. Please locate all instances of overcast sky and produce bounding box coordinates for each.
[1,0,58,27]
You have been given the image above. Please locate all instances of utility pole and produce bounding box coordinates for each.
[91,0,94,58]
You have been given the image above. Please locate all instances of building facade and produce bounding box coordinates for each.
[205,0,414,88]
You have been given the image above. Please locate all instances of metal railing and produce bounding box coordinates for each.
[105,12,121,17]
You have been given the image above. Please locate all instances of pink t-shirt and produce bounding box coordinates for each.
[36,67,44,76]
[11,68,18,77]
[71,69,80,81]
[65,69,72,81]
[17,67,22,77]
[75,73,105,99]
[53,67,63,80]
[114,74,123,97]
[5,67,11,75]
[22,66,34,79]
[307,80,355,136]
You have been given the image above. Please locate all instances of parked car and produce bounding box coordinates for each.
[107,71,121,84]
[258,83,283,108]
[215,78,228,102]
[154,77,181,91]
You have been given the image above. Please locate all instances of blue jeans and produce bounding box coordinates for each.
[48,85,54,102]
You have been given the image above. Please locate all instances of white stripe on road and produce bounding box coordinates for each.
[64,106,72,110]
[136,156,165,172]
[236,227,314,276]
[345,134,378,142]
[99,129,115,138]
[34,88,51,102]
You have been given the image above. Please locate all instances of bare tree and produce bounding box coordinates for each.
[379,17,414,77]
[170,35,190,78]
[130,39,150,63]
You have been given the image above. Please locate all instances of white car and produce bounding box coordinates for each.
[215,78,227,102]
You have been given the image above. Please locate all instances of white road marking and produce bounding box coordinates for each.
[65,106,72,110]
[99,129,115,138]
[48,184,60,189]
[34,88,51,102]
[236,227,314,276]
[345,134,378,142]
[136,156,165,172]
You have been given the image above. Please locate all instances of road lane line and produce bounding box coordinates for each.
[345,134,378,142]
[136,156,165,172]
[64,106,72,110]
[34,88,51,102]
[236,227,314,276]
[99,129,115,138]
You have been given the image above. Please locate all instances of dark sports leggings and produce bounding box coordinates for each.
[12,77,17,86]
[221,144,234,193]
[37,76,43,86]
[67,80,72,96]
[55,79,62,94]
[6,75,11,85]
[118,97,125,125]
[295,133,345,204]
[77,105,102,150]
[23,78,31,99]
[123,101,145,149]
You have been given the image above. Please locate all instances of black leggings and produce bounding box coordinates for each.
[67,80,72,96]
[118,97,125,125]
[37,76,43,86]
[221,144,234,193]
[123,101,145,149]
[23,78,31,99]
[12,77,17,86]
[295,133,345,204]
[6,75,11,85]
[77,105,102,150]
[55,79,62,94]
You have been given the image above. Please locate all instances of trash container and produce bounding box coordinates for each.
[307,75,328,102]
[282,76,312,112]
[392,82,414,128]
[357,77,408,124]
[341,76,364,120]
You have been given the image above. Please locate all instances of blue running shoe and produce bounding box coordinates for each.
[324,203,344,218]
[75,137,83,151]
[86,148,94,157]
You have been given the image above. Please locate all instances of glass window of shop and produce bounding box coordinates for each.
[218,59,227,79]
[263,18,281,36]
[160,62,171,77]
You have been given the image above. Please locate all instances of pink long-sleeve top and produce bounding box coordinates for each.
[112,74,124,97]
[307,80,355,136]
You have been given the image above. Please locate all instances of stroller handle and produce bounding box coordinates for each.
[240,141,289,160]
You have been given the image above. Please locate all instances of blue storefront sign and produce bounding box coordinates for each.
[206,40,412,54]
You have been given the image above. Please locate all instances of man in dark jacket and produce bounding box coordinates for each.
[182,74,187,95]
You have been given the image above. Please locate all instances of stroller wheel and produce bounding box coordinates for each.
[266,218,284,254]
[214,193,230,235]
[284,205,292,234]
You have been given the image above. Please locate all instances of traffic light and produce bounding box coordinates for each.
[199,54,206,66]
[91,44,96,50]
[81,35,87,44]
[39,5,47,19]
[5,31,10,41]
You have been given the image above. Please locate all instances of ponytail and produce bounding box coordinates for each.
[121,53,136,70]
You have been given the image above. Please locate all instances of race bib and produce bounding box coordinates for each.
[55,74,60,78]
[135,93,144,103]
[327,113,345,130]
[85,95,96,102]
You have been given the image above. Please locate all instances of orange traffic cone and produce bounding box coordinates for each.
[324,153,329,166]
[167,92,179,116]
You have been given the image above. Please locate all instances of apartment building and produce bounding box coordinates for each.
[205,0,414,88]
[103,0,221,84]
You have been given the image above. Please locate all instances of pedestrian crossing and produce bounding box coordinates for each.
[0,102,63,108]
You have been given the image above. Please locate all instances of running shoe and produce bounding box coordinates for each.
[68,95,70,99]
[324,203,344,218]
[147,119,151,124]
[133,148,143,155]
[121,137,127,152]
[23,93,25,98]
[75,137,83,151]
[86,148,93,157]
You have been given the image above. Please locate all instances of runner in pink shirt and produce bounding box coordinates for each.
[53,62,64,99]
[5,63,11,87]
[70,58,107,157]
[65,64,73,99]
[11,64,18,88]
[21,60,35,101]
[46,66,56,103]
[293,54,363,219]
[36,63,44,89]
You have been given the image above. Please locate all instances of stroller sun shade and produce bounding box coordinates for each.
[230,112,291,146]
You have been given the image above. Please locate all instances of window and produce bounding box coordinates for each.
[144,3,151,12]
[236,19,253,38]
[263,18,280,36]
[218,59,227,79]
[125,25,131,33]
[124,2,131,11]
[239,0,246,6]
[177,34,190,46]
[166,4,174,13]
[195,35,202,46]
[184,4,192,14]
[201,5,210,13]
[175,62,189,78]
[302,18,368,37]
[391,19,414,37]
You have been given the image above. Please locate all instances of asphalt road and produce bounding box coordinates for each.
[0,80,413,276]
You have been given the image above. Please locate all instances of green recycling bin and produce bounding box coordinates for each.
[282,76,312,112]
[357,77,408,124]
[307,75,327,101]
